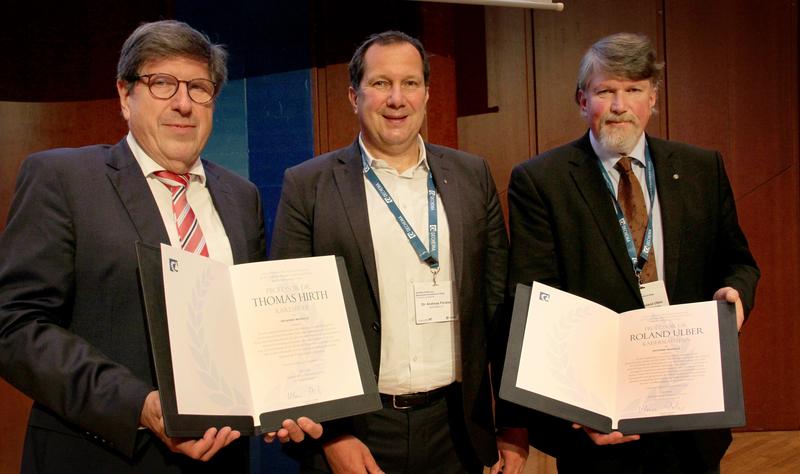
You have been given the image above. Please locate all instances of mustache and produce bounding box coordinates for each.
[602,112,639,125]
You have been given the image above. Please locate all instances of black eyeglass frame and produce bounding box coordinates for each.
[134,73,218,104]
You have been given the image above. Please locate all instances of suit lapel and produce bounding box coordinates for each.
[426,145,464,301]
[648,137,683,298]
[204,164,249,264]
[332,142,381,303]
[105,140,250,263]
[569,134,642,299]
[105,139,170,246]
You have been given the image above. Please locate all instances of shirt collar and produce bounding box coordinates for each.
[127,132,206,185]
[590,130,648,173]
[358,134,429,176]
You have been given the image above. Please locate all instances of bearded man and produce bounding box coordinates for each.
[496,32,759,474]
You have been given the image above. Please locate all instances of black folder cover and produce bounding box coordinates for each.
[136,242,381,437]
[499,283,745,435]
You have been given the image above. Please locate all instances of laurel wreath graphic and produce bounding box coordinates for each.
[186,268,249,413]
[546,305,607,411]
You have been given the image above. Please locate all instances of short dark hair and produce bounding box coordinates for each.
[117,20,228,94]
[348,30,429,90]
[575,32,664,104]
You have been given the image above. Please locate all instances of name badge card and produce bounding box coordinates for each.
[640,280,669,308]
[414,281,455,324]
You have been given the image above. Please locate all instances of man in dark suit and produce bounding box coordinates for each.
[0,20,320,473]
[270,31,508,473]
[498,32,760,473]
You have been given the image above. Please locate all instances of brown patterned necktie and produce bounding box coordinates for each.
[153,170,209,257]
[614,156,656,283]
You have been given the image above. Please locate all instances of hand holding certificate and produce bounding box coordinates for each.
[136,243,381,437]
[500,282,745,435]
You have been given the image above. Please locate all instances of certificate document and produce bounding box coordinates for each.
[500,282,745,434]
[136,243,381,436]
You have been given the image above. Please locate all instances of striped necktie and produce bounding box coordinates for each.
[615,156,656,283]
[153,170,209,257]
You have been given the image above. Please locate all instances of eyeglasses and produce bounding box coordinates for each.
[135,73,217,104]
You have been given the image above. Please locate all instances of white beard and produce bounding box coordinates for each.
[597,113,642,155]
[598,125,640,155]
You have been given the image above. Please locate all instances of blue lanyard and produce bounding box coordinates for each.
[359,145,439,272]
[597,145,656,280]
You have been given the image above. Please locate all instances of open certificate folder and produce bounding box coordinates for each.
[136,243,381,437]
[500,282,745,434]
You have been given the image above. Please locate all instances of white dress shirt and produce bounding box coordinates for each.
[361,134,461,395]
[591,131,664,281]
[127,133,233,265]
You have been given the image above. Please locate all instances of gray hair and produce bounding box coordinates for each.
[117,20,228,94]
[348,30,429,90]
[575,32,663,104]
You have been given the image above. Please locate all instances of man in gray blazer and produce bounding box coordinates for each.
[271,31,508,473]
[499,33,760,473]
[0,20,319,473]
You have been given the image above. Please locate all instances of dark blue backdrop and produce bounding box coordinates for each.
[177,1,316,255]
[176,3,315,472]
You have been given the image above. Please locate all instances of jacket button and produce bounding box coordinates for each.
[372,321,380,332]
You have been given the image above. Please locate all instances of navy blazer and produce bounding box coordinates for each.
[0,139,265,472]
[503,132,759,469]
[270,140,508,467]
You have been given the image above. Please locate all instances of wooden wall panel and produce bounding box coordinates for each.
[424,54,459,150]
[665,0,800,430]
[420,4,459,150]
[734,167,800,429]
[0,97,126,474]
[0,99,127,230]
[457,7,536,212]
[664,0,796,196]
[0,379,30,473]
[531,0,666,153]
[314,63,360,154]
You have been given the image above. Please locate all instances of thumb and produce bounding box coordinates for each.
[297,417,323,439]
[364,451,384,474]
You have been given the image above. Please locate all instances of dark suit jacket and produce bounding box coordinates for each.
[0,139,265,473]
[502,132,760,471]
[269,140,508,467]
